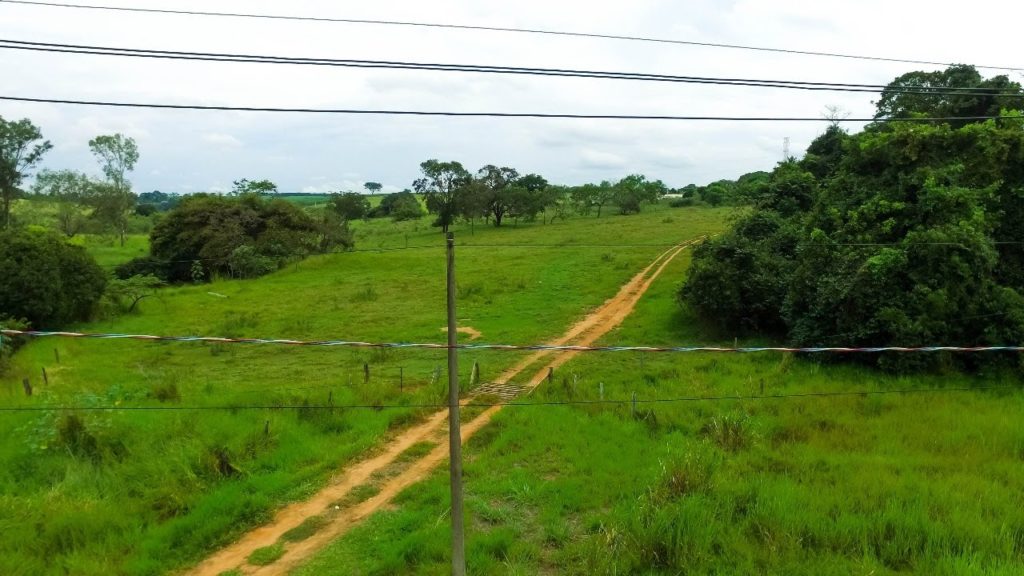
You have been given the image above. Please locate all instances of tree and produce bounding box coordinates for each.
[413,159,471,233]
[138,190,180,211]
[32,169,97,237]
[0,116,52,228]
[143,194,325,282]
[231,178,277,196]
[364,181,383,193]
[873,65,1024,127]
[371,191,424,221]
[476,165,520,226]
[105,274,165,313]
[88,181,137,246]
[0,228,106,327]
[614,174,667,214]
[89,133,139,245]
[570,181,616,217]
[329,192,371,220]
[682,113,1024,371]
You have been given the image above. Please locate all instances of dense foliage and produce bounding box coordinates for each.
[682,67,1024,369]
[123,193,351,282]
[0,229,106,327]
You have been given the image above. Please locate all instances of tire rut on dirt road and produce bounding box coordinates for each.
[186,237,702,576]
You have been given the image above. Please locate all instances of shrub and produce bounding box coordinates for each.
[227,245,276,279]
[0,229,106,327]
[148,194,324,282]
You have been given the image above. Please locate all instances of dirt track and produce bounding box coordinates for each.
[187,238,701,576]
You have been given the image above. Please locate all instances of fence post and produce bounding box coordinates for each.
[22,378,32,397]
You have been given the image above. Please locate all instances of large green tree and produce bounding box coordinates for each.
[0,116,52,228]
[682,111,1024,371]
[413,159,471,232]
[874,64,1024,127]
[476,164,520,226]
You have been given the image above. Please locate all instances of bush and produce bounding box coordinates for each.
[669,197,702,208]
[148,194,325,282]
[227,245,276,279]
[0,229,106,327]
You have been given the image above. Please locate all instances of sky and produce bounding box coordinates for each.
[0,0,1021,194]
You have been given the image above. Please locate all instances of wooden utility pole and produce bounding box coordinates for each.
[445,232,466,576]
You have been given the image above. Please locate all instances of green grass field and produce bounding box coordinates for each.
[0,203,730,575]
[294,238,1024,575]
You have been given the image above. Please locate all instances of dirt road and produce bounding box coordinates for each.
[187,238,701,576]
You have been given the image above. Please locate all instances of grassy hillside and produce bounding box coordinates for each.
[0,204,728,575]
[295,242,1024,575]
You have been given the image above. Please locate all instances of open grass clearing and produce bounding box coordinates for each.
[294,243,1024,575]
[0,204,728,575]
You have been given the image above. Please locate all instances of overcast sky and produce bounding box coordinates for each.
[0,0,1021,194]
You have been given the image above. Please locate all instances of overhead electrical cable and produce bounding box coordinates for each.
[0,39,1020,99]
[0,95,1010,122]
[0,0,1019,72]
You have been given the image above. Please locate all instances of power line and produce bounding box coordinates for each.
[1,39,1021,99]
[0,95,1010,122]
[1,0,1019,72]
[4,329,1023,354]
[0,384,1016,413]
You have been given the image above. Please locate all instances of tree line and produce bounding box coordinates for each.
[681,65,1024,371]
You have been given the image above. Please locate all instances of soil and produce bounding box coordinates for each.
[186,238,702,576]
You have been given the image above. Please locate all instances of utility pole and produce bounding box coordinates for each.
[783,136,791,161]
[445,232,466,576]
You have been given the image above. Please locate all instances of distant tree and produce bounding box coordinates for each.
[315,210,355,252]
[476,164,520,226]
[0,228,106,326]
[614,174,667,214]
[413,159,471,233]
[32,169,97,237]
[0,116,52,228]
[138,190,181,211]
[88,181,137,247]
[363,181,383,193]
[329,192,371,220]
[517,173,549,192]
[570,181,616,217]
[89,133,139,245]
[372,191,424,221]
[231,178,278,196]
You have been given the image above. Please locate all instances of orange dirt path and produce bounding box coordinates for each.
[186,238,701,576]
